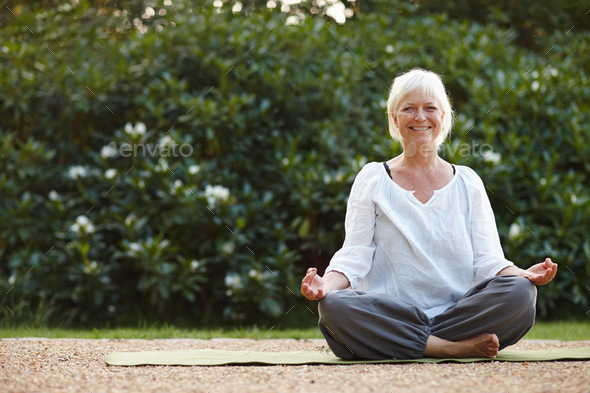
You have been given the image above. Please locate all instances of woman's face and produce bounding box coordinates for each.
[393,90,444,151]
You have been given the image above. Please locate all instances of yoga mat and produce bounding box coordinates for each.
[106,346,590,366]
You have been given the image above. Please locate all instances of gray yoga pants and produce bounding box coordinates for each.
[318,275,537,360]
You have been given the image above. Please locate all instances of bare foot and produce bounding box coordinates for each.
[424,333,500,358]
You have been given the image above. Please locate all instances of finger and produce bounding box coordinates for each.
[302,268,315,281]
[303,286,317,300]
[301,283,314,297]
[538,270,554,285]
[528,273,546,285]
[301,270,316,286]
[547,258,554,267]
[303,268,314,279]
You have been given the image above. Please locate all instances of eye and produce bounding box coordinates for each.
[402,107,414,112]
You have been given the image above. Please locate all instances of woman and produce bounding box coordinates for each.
[300,68,557,360]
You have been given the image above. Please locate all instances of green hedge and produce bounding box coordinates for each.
[1,2,588,326]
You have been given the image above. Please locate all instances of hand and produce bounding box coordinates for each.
[522,258,558,285]
[301,267,333,301]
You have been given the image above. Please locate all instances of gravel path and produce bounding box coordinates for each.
[1,338,589,393]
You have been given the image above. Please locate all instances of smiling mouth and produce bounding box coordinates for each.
[409,126,431,131]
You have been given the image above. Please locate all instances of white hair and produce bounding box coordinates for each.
[386,68,454,148]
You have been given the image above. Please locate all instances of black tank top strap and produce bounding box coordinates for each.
[383,162,392,179]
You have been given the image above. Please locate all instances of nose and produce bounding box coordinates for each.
[414,109,426,121]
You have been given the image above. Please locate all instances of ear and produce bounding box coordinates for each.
[392,111,398,127]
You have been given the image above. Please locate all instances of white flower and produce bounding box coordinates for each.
[68,166,88,179]
[508,223,522,240]
[135,122,147,135]
[285,15,299,25]
[143,6,156,18]
[540,178,547,186]
[170,179,183,195]
[155,158,168,173]
[83,261,98,274]
[129,242,140,253]
[159,135,174,147]
[188,165,200,175]
[124,214,136,226]
[190,260,200,272]
[204,184,230,208]
[101,142,117,158]
[482,150,501,165]
[224,273,243,289]
[72,215,95,234]
[326,1,346,24]
[124,122,135,135]
[571,194,578,204]
[48,190,60,201]
[385,44,394,53]
[531,81,540,92]
[8,275,16,285]
[57,3,72,12]
[104,168,117,180]
[248,269,262,280]
[221,242,235,255]
[124,122,146,135]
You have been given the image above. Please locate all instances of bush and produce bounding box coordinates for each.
[0,1,588,326]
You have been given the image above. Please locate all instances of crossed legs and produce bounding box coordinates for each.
[318,275,537,360]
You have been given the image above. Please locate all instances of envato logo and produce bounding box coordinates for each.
[404,141,499,163]
[440,141,497,160]
[101,139,194,158]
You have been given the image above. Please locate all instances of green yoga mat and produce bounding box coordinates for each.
[106,346,590,366]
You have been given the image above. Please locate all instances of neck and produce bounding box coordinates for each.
[399,142,440,170]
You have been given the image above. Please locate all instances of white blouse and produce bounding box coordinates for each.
[325,161,514,318]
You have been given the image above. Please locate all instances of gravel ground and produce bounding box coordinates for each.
[1,338,589,393]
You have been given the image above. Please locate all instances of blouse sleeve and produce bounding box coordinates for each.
[464,167,514,282]
[324,163,378,288]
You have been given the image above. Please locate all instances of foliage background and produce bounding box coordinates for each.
[1,0,589,328]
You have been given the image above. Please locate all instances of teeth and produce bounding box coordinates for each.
[411,127,430,131]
